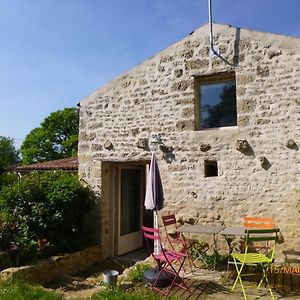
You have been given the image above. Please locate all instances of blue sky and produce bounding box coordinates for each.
[0,0,299,148]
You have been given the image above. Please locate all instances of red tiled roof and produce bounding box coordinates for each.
[15,156,78,172]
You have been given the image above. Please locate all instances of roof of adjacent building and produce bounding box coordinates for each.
[15,156,78,172]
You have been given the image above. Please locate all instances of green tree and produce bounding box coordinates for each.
[0,136,20,173]
[21,107,79,164]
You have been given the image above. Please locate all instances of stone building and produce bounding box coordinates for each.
[78,23,300,258]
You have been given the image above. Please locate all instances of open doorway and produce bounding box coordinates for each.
[111,163,152,256]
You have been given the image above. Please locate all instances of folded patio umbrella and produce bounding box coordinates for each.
[144,152,164,253]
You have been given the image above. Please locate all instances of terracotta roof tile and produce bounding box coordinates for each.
[15,156,78,172]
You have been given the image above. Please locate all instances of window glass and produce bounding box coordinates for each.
[199,80,237,129]
[121,168,141,235]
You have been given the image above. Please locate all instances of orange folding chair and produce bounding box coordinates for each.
[161,214,196,270]
[244,217,275,251]
[244,217,275,229]
[142,225,191,296]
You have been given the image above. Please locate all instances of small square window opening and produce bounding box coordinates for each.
[204,160,218,177]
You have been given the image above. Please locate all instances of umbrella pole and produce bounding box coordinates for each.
[154,208,162,255]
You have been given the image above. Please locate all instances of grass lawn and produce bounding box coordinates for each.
[90,286,176,300]
[0,280,63,300]
[0,279,175,300]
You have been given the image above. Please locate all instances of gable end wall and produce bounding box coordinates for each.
[79,24,300,257]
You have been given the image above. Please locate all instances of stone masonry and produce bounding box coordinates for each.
[78,23,300,258]
[0,246,102,284]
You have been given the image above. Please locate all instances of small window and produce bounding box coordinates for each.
[195,73,237,129]
[204,160,218,177]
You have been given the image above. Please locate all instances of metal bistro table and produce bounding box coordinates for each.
[219,226,279,250]
[219,226,245,237]
[219,226,278,236]
[176,224,225,269]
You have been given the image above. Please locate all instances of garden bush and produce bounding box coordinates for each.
[190,240,228,270]
[0,171,94,265]
[0,173,18,191]
[127,263,152,282]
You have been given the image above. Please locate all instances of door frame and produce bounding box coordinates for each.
[108,161,150,256]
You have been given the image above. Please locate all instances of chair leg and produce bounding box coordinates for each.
[180,247,194,273]
[232,258,247,300]
[152,266,165,291]
[186,247,196,271]
[151,267,173,295]
[257,265,275,300]
[192,249,209,268]
[225,259,235,284]
[232,262,275,300]
[167,256,191,295]
[257,266,266,289]
[151,258,190,297]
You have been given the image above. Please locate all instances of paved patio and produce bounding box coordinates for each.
[44,254,300,299]
[124,268,300,299]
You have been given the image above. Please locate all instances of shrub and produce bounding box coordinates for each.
[0,173,18,191]
[0,171,94,264]
[0,221,20,269]
[128,263,152,282]
[0,221,18,251]
[190,240,228,270]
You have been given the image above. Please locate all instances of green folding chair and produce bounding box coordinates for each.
[231,228,280,300]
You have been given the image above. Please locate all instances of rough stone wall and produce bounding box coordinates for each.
[79,23,300,256]
[0,246,102,284]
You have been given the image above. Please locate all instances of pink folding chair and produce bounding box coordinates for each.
[142,225,191,296]
[161,214,187,251]
[162,214,195,269]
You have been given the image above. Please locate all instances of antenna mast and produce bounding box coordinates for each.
[208,0,219,57]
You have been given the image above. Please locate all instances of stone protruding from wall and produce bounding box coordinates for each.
[200,143,211,152]
[235,139,250,153]
[135,138,148,150]
[103,140,113,150]
[286,139,297,149]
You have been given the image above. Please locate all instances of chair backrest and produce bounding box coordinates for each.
[161,214,183,251]
[244,228,280,260]
[244,217,275,229]
[162,214,177,228]
[141,225,162,255]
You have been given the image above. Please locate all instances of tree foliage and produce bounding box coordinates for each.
[0,136,20,173]
[0,171,94,263]
[21,107,79,164]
